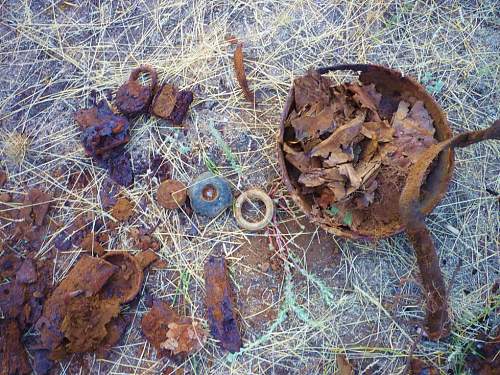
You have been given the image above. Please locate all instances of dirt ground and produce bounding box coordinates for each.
[0,1,499,374]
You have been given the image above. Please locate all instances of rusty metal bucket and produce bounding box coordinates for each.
[277,64,455,241]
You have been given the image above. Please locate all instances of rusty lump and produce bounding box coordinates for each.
[115,65,158,117]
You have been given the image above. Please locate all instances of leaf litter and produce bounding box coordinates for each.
[283,70,438,232]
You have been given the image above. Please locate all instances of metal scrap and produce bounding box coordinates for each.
[400,120,499,340]
[234,43,256,106]
[115,65,158,116]
[141,300,207,361]
[204,256,242,353]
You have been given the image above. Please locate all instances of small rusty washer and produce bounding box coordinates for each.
[115,65,158,116]
[188,172,233,218]
[234,189,274,231]
[156,179,187,209]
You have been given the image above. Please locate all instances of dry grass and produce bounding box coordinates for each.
[0,0,499,374]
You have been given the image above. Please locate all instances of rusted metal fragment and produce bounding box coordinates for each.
[96,315,129,358]
[135,249,160,269]
[36,255,117,355]
[400,120,500,340]
[13,188,52,243]
[157,179,187,209]
[410,358,439,374]
[234,43,256,106]
[465,331,500,374]
[141,300,207,361]
[60,295,120,354]
[101,252,143,303]
[0,280,25,320]
[151,84,194,125]
[204,256,242,352]
[0,319,31,375]
[80,101,130,157]
[116,65,158,116]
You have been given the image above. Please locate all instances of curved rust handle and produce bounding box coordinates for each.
[129,65,158,91]
[400,120,500,340]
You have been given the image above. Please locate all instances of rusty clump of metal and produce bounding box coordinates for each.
[115,65,158,116]
[277,64,454,241]
[400,119,500,340]
[204,256,242,353]
[278,64,500,341]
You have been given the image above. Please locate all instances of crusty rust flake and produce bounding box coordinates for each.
[234,43,256,106]
[141,300,207,361]
[204,256,242,352]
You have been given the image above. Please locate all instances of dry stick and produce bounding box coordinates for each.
[400,120,500,340]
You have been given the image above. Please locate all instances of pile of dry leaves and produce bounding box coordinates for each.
[284,70,437,232]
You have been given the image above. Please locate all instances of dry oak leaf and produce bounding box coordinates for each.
[293,70,332,110]
[290,104,336,141]
[283,143,320,173]
[348,83,381,113]
[111,197,134,221]
[361,120,394,142]
[310,112,366,158]
[298,167,344,188]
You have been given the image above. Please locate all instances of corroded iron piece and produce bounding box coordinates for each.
[79,101,130,157]
[400,120,499,340]
[115,65,158,116]
[204,256,241,353]
[151,84,194,125]
[277,64,453,241]
[101,252,144,303]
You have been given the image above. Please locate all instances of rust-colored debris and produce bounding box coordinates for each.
[36,255,116,357]
[76,100,134,186]
[115,65,158,117]
[80,232,106,256]
[409,358,439,375]
[111,197,135,221]
[0,253,22,279]
[277,64,454,241]
[135,249,160,269]
[204,256,242,353]
[400,120,500,340]
[0,319,31,375]
[35,252,144,361]
[157,179,187,209]
[151,84,194,125]
[281,69,438,236]
[101,251,144,303]
[336,354,355,375]
[234,43,256,106]
[0,169,7,187]
[129,226,161,252]
[0,253,53,375]
[79,100,130,156]
[13,188,52,243]
[464,331,500,374]
[141,300,207,361]
[60,295,120,354]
